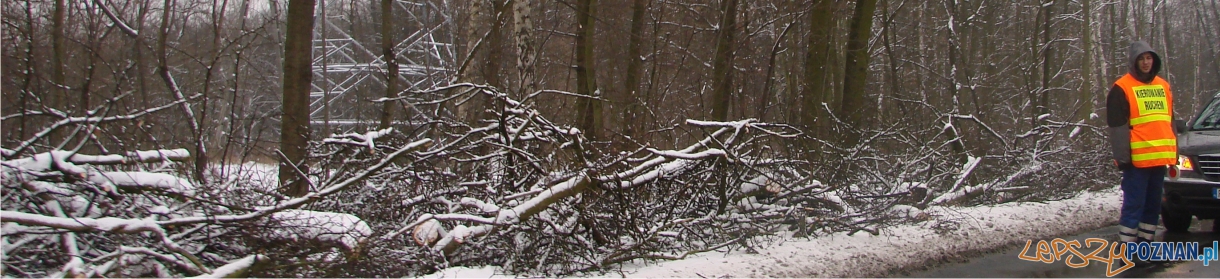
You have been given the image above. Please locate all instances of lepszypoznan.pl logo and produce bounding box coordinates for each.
[1016,238,1218,277]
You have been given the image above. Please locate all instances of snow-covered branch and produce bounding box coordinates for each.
[160,138,432,226]
[932,162,1044,205]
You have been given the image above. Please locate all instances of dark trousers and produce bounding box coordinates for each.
[1119,166,1166,242]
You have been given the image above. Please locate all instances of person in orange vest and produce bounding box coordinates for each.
[1106,41,1176,245]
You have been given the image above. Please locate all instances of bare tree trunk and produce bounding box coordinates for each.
[1037,0,1054,127]
[192,0,233,183]
[1126,0,1138,39]
[16,0,36,148]
[944,0,968,165]
[1079,0,1094,123]
[760,20,795,122]
[280,0,317,197]
[320,0,330,136]
[840,0,878,146]
[1109,0,1119,77]
[574,0,602,141]
[1159,0,1172,80]
[513,0,536,99]
[154,0,207,183]
[379,0,399,130]
[485,1,507,89]
[881,0,906,119]
[51,0,66,113]
[456,0,488,124]
[623,0,648,138]
[710,0,738,122]
[802,0,835,133]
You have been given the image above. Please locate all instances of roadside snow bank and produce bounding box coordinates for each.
[618,187,1122,278]
[422,187,1122,278]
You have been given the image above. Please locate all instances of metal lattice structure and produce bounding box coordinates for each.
[311,0,455,131]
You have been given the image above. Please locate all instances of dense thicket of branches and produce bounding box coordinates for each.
[4,0,1219,277]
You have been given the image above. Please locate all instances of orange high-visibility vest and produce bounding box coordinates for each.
[1115,73,1177,168]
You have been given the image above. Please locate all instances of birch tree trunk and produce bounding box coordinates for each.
[513,0,536,99]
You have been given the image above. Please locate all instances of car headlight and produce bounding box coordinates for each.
[1178,155,1194,171]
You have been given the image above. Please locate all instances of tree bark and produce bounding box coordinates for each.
[623,0,648,138]
[802,0,836,134]
[280,0,317,197]
[51,0,66,112]
[1159,0,1172,80]
[840,0,878,146]
[1037,0,1055,128]
[944,0,968,165]
[485,1,508,89]
[710,0,738,122]
[881,0,905,118]
[760,20,795,122]
[379,0,399,130]
[513,0,536,99]
[456,0,488,124]
[574,0,602,141]
[1080,0,1096,123]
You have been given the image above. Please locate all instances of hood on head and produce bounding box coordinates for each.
[1127,41,1161,83]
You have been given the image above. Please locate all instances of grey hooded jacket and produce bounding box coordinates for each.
[1105,41,1168,169]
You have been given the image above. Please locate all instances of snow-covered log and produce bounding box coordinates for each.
[266,210,372,250]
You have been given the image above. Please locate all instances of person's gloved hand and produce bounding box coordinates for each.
[1114,160,1134,171]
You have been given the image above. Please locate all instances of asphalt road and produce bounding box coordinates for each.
[901,219,1219,278]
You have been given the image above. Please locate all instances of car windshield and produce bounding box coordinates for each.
[1191,96,1220,131]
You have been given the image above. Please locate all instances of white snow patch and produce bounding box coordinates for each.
[423,187,1122,278]
[420,266,503,278]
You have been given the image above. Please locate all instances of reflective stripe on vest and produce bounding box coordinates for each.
[1116,74,1177,168]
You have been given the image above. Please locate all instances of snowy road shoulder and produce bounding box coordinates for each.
[425,188,1122,278]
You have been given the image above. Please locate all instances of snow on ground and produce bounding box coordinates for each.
[424,187,1122,278]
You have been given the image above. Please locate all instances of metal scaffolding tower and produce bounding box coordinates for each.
[311,0,455,132]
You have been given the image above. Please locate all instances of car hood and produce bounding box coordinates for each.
[1178,130,1220,155]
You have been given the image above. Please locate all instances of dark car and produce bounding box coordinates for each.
[1162,91,1220,233]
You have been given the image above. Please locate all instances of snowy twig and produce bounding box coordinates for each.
[7,95,197,157]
